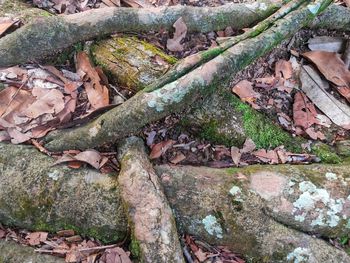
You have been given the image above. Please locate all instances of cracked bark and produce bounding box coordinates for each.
[117,137,184,262]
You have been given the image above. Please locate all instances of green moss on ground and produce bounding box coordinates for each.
[199,120,242,146]
[230,96,302,151]
[311,143,342,164]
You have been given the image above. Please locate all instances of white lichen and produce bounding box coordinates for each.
[307,1,321,15]
[229,186,244,202]
[202,215,223,239]
[292,180,347,228]
[325,172,337,181]
[89,126,99,137]
[47,170,60,181]
[286,247,311,263]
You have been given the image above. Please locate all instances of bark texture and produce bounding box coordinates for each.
[0,240,64,263]
[155,164,350,262]
[0,142,350,262]
[0,143,127,243]
[0,0,280,67]
[43,0,331,152]
[117,137,184,263]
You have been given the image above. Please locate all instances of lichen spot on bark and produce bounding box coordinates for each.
[307,2,321,15]
[250,172,286,200]
[229,186,244,202]
[47,170,61,181]
[325,172,337,181]
[202,215,223,239]
[293,181,346,227]
[286,247,311,263]
[89,124,101,138]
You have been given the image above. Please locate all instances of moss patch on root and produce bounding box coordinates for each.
[311,143,342,164]
[229,95,302,151]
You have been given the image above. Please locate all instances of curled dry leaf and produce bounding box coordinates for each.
[150,139,176,159]
[76,52,109,109]
[0,18,16,37]
[166,17,187,52]
[293,91,317,130]
[54,150,102,169]
[275,59,293,79]
[302,51,350,87]
[232,80,260,109]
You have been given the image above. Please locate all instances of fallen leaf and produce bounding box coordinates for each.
[275,59,293,79]
[0,18,16,37]
[166,17,187,52]
[300,65,350,128]
[232,80,260,109]
[76,52,109,109]
[150,140,176,159]
[240,138,256,153]
[303,51,350,87]
[230,146,241,166]
[293,91,317,130]
[57,229,75,237]
[252,149,279,164]
[308,36,345,52]
[74,150,102,169]
[26,232,48,246]
[170,153,186,164]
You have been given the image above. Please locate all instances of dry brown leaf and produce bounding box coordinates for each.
[57,230,75,237]
[150,140,176,159]
[166,17,187,52]
[74,150,102,169]
[0,18,15,37]
[170,153,186,164]
[241,138,256,153]
[275,59,293,79]
[252,149,279,164]
[230,146,241,166]
[293,91,317,130]
[232,80,260,109]
[26,232,48,246]
[76,52,109,109]
[303,51,350,87]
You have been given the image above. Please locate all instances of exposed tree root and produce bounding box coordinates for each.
[0,0,281,67]
[117,137,184,262]
[43,0,332,152]
[0,141,349,262]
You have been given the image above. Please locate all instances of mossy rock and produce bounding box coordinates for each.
[91,36,177,91]
[0,0,52,24]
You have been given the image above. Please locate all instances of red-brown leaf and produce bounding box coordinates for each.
[150,140,176,159]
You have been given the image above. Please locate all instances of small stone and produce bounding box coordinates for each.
[6,72,17,79]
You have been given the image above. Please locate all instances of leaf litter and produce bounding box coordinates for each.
[0,225,131,263]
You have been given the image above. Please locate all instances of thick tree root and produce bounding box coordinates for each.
[0,240,64,263]
[0,142,349,262]
[43,0,332,152]
[117,137,184,262]
[0,0,280,67]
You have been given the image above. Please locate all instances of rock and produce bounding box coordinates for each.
[336,140,350,157]
[112,95,125,105]
[0,240,64,263]
[92,36,177,91]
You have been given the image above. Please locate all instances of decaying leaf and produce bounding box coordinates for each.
[232,80,260,109]
[300,65,350,129]
[166,17,187,52]
[54,150,102,169]
[275,59,293,79]
[303,51,350,87]
[230,146,241,166]
[308,36,345,52]
[0,18,16,37]
[293,91,317,130]
[76,52,109,109]
[26,232,48,246]
[170,153,186,164]
[150,140,176,159]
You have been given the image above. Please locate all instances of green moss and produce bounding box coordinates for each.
[141,39,177,65]
[311,143,341,164]
[199,120,240,146]
[231,96,302,151]
[129,237,141,259]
